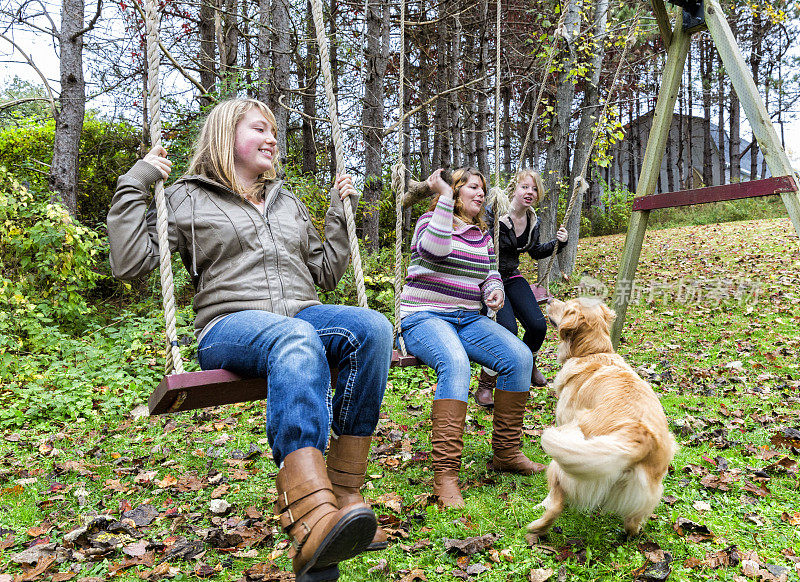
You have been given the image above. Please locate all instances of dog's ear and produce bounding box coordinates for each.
[600,303,616,325]
[558,303,585,342]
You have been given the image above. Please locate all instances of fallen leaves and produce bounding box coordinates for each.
[443,533,500,555]
[672,518,715,542]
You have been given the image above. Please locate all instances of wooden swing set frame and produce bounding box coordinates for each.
[147,0,800,415]
[609,0,800,348]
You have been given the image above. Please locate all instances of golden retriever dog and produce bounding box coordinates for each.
[526,298,677,538]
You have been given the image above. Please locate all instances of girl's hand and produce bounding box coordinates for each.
[556,225,568,243]
[485,289,504,311]
[426,168,453,198]
[334,174,358,201]
[143,145,172,180]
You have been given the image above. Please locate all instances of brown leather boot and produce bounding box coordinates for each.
[326,435,389,551]
[531,352,547,387]
[431,399,468,509]
[275,447,376,581]
[473,368,496,408]
[489,389,542,475]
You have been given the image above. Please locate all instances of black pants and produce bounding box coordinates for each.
[495,276,547,355]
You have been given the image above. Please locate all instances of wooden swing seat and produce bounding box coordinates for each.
[148,350,422,415]
[148,370,265,415]
[531,284,553,304]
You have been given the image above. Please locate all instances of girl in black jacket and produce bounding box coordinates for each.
[475,169,568,407]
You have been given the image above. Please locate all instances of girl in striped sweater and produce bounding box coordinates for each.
[399,167,539,509]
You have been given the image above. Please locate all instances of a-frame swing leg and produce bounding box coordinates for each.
[703,0,800,237]
[611,0,800,349]
[610,14,691,348]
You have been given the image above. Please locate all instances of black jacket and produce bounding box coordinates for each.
[485,207,567,280]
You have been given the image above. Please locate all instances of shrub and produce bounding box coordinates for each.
[0,112,140,227]
[583,179,634,237]
[0,167,104,343]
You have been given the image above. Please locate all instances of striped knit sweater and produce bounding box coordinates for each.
[399,194,503,319]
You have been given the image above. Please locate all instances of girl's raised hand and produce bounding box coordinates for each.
[556,225,568,243]
[426,168,453,198]
[144,145,172,180]
[485,289,504,311]
[334,174,358,201]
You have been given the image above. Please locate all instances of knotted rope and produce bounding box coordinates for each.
[539,2,643,285]
[310,0,368,308]
[144,0,184,375]
[392,0,408,354]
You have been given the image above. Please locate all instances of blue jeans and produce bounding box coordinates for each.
[197,305,392,465]
[496,276,547,354]
[400,309,533,401]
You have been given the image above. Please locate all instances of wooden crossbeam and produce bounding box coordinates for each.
[632,175,798,211]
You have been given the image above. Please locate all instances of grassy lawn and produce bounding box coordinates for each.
[1,217,799,581]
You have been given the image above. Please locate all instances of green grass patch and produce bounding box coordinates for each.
[1,218,798,580]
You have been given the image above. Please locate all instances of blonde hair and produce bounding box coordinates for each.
[185,98,280,200]
[507,168,543,221]
[428,167,488,231]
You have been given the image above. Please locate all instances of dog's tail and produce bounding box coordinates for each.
[541,423,654,480]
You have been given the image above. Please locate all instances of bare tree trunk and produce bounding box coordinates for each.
[50,0,86,216]
[300,0,318,175]
[562,0,608,277]
[450,12,463,166]
[750,10,762,180]
[432,1,449,168]
[463,25,476,168]
[502,85,511,175]
[729,13,740,182]
[627,96,635,191]
[476,0,489,175]
[243,0,253,96]
[666,120,676,192]
[216,0,239,95]
[402,24,413,241]
[717,52,725,183]
[328,0,338,183]
[701,37,713,186]
[686,47,694,186]
[200,0,217,104]
[419,46,432,178]
[361,0,388,253]
[272,0,290,165]
[539,0,579,282]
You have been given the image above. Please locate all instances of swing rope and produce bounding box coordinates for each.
[487,0,502,320]
[539,2,643,285]
[487,0,572,295]
[310,0,368,309]
[391,0,408,355]
[515,3,572,175]
[144,0,184,375]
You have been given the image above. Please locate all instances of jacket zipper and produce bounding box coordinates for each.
[262,188,287,316]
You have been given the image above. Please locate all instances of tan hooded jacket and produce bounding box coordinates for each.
[107,160,357,336]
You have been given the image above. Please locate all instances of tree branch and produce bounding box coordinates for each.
[0,97,53,113]
[383,74,491,137]
[0,33,56,117]
[71,0,103,40]
[130,0,212,99]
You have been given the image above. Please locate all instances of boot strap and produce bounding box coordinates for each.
[328,455,367,475]
[284,503,335,556]
[274,476,332,513]
[278,489,337,530]
[327,467,365,488]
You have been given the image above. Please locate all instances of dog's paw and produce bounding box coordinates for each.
[526,519,548,536]
[525,531,544,546]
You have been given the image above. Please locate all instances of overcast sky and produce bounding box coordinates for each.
[2,23,800,170]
